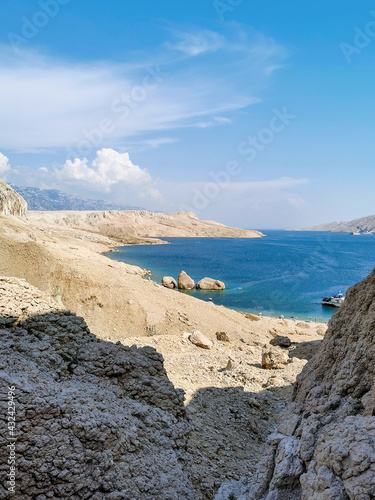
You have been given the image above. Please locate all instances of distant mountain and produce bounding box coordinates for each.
[11,185,144,212]
[297,215,375,234]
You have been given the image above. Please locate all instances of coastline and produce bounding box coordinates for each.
[0,210,329,496]
[106,237,336,324]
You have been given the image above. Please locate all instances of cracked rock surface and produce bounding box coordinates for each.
[0,277,194,499]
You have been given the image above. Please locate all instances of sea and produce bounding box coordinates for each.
[107,231,375,323]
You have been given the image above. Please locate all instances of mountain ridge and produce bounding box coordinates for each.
[10,185,144,211]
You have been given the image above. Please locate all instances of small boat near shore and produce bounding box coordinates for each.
[322,292,345,308]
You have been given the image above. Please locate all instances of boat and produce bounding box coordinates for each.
[322,292,345,307]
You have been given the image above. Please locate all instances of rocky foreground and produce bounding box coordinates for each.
[0,277,194,499]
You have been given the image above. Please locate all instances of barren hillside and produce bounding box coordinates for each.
[28,209,264,243]
[296,214,375,234]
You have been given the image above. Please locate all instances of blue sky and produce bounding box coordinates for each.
[0,0,374,228]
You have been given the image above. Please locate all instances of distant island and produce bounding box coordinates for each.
[295,215,375,235]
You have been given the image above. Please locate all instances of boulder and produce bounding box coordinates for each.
[261,346,289,369]
[0,180,27,219]
[270,335,292,348]
[196,277,225,290]
[162,276,177,289]
[178,271,195,290]
[189,330,213,349]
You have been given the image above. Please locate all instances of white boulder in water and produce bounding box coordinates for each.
[196,277,225,290]
[162,276,177,289]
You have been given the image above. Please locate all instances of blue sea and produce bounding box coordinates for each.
[107,231,375,322]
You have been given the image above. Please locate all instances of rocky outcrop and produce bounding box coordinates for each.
[0,277,195,500]
[196,278,225,290]
[178,271,195,290]
[225,266,375,499]
[162,276,177,289]
[0,181,27,219]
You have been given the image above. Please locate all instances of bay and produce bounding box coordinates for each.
[107,231,375,322]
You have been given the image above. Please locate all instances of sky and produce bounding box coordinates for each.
[0,0,374,229]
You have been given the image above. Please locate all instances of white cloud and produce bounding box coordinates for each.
[170,29,225,56]
[0,153,10,175]
[57,148,153,193]
[129,137,179,151]
[5,148,164,206]
[214,116,232,124]
[0,26,287,152]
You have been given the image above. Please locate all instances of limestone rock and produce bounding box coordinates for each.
[243,312,262,321]
[296,321,310,329]
[246,266,375,499]
[178,271,195,290]
[0,278,195,500]
[0,181,27,219]
[196,277,225,290]
[162,276,177,289]
[270,335,292,348]
[216,331,230,342]
[261,346,289,369]
[189,330,213,349]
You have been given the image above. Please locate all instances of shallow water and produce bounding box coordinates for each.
[107,231,375,322]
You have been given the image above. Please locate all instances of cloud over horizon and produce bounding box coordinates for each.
[2,147,309,226]
[59,148,152,193]
[3,148,164,203]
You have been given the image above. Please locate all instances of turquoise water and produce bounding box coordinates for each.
[107,231,375,322]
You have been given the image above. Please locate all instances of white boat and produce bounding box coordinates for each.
[322,292,345,307]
